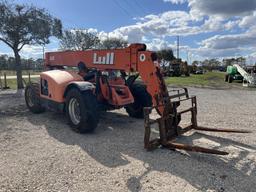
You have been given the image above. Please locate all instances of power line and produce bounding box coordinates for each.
[112,0,133,18]
[123,0,141,16]
[134,0,148,15]
[177,35,179,59]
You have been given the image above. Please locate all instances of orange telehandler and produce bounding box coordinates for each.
[25,43,249,155]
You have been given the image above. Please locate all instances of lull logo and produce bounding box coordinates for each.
[93,52,114,65]
[49,56,55,61]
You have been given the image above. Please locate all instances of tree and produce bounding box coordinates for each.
[0,54,45,71]
[202,58,220,71]
[223,57,246,66]
[192,60,199,66]
[157,49,175,67]
[60,30,100,51]
[157,49,175,62]
[101,37,128,49]
[7,57,15,70]
[0,54,8,70]
[191,60,199,73]
[0,1,62,89]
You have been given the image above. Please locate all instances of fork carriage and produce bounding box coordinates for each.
[144,88,250,155]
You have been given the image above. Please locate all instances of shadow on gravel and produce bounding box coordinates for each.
[26,110,256,192]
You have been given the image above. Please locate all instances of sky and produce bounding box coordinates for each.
[0,0,256,64]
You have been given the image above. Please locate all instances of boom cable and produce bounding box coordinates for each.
[112,0,134,18]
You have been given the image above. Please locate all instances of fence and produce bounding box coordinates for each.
[0,72,33,90]
[0,72,10,90]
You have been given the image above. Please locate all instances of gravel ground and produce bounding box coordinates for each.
[0,87,255,192]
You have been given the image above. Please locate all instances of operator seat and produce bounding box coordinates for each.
[77,61,96,81]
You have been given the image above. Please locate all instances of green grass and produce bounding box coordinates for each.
[165,71,226,87]
[0,71,244,90]
[0,70,41,76]
[1,78,39,89]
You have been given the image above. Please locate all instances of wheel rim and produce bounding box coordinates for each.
[68,98,81,125]
[26,87,35,107]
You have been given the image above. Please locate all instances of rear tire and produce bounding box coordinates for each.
[125,83,152,118]
[225,74,228,82]
[228,75,233,83]
[25,83,45,114]
[65,88,99,133]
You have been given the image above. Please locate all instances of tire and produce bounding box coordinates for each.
[25,83,45,114]
[125,83,152,118]
[228,75,233,83]
[225,74,228,82]
[65,88,99,133]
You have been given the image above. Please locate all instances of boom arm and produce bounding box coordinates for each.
[233,64,256,85]
[45,43,169,113]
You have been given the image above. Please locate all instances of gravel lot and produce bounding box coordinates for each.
[0,87,255,192]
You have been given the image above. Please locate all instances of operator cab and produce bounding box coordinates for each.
[77,61,97,81]
[76,61,133,107]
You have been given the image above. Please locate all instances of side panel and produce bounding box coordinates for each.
[40,70,83,103]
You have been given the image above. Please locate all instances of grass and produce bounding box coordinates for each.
[0,71,245,90]
[165,71,226,87]
[0,70,41,76]
[1,78,39,89]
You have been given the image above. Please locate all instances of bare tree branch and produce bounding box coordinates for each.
[18,42,26,51]
[0,37,14,49]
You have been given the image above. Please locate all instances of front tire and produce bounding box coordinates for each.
[228,75,233,83]
[25,83,45,114]
[65,89,99,133]
[125,83,152,118]
[224,74,228,82]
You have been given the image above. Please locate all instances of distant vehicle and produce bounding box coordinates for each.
[218,66,226,72]
[225,64,256,86]
[225,65,243,83]
[161,59,189,77]
[194,70,203,74]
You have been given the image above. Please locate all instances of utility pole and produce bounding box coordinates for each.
[43,45,45,61]
[187,50,189,65]
[177,35,179,59]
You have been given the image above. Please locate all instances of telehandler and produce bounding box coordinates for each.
[25,43,249,155]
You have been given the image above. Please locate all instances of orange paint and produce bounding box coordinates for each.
[40,70,83,103]
[44,44,168,114]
